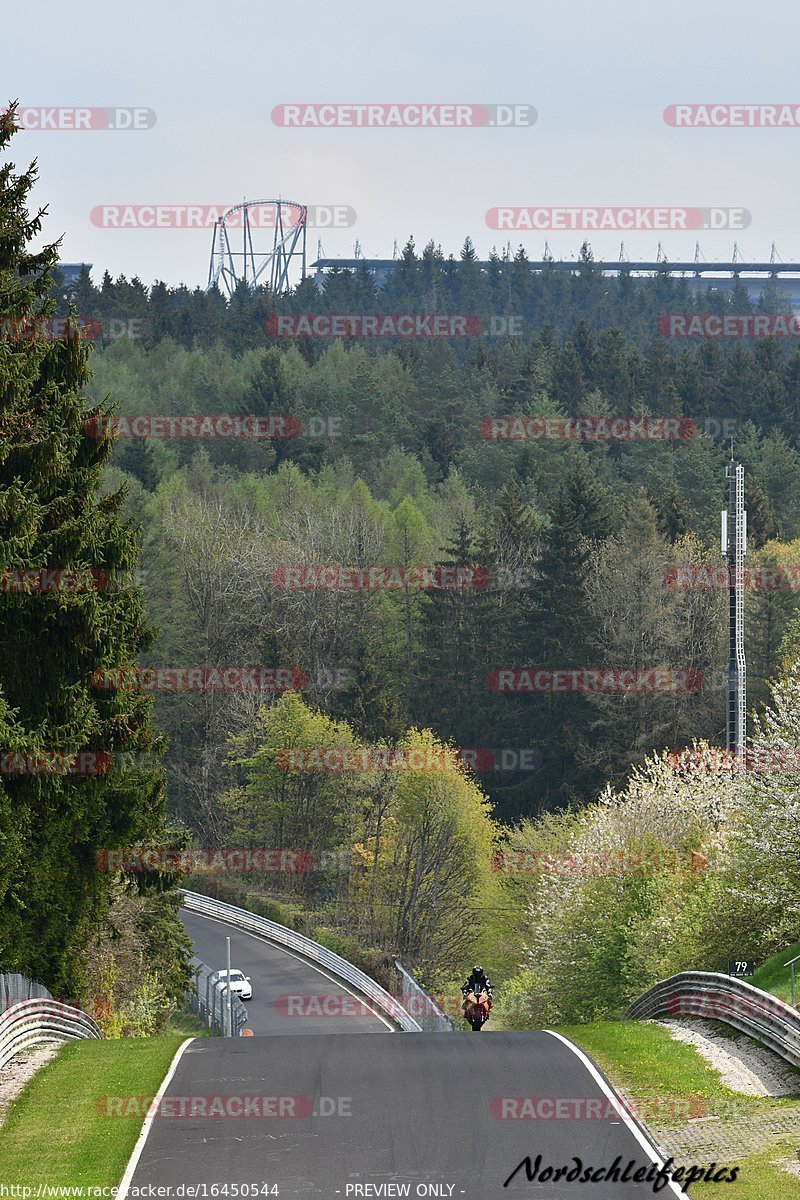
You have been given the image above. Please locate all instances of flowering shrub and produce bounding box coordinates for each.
[506,744,739,1025]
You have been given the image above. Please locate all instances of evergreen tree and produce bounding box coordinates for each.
[561,452,617,542]
[474,481,541,819]
[517,470,607,810]
[747,476,780,546]
[416,519,488,748]
[0,107,167,993]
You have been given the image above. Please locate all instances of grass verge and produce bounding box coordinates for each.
[554,1020,743,1105]
[689,1145,800,1199]
[751,941,800,1005]
[559,1020,800,1198]
[0,1036,187,1186]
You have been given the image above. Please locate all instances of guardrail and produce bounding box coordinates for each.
[181,890,422,1032]
[0,998,102,1070]
[395,960,457,1032]
[189,955,248,1036]
[625,971,800,1068]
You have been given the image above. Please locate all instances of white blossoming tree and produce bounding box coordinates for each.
[503,744,739,1026]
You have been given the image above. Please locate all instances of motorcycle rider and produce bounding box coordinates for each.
[461,964,493,1002]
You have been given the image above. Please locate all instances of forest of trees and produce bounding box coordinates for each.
[75,259,800,999]
[80,319,800,824]
[4,99,800,1015]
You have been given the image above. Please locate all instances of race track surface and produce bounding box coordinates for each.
[126,1031,684,1198]
[181,909,391,1035]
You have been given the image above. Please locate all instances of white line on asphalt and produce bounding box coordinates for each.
[545,1030,690,1198]
[116,1037,194,1200]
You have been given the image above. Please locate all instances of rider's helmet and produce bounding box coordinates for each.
[473,964,483,977]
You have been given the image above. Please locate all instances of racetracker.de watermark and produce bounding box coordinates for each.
[486,207,749,231]
[659,314,800,338]
[665,564,800,590]
[0,750,113,775]
[264,314,507,338]
[664,103,800,127]
[275,993,443,1020]
[0,318,144,342]
[0,317,102,342]
[668,745,800,773]
[271,565,491,590]
[94,1094,351,1118]
[276,991,463,1021]
[490,1095,711,1122]
[277,747,467,772]
[94,844,355,875]
[271,103,536,127]
[666,991,792,1022]
[491,848,708,875]
[0,568,139,593]
[479,416,696,441]
[91,667,308,692]
[84,415,309,439]
[1,569,148,594]
[96,848,312,873]
[460,747,541,771]
[487,669,703,694]
[9,107,156,130]
[273,746,538,772]
[90,204,354,229]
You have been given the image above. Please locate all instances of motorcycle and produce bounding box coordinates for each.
[463,988,492,1031]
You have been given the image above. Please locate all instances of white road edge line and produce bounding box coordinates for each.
[545,1030,690,1198]
[116,1037,194,1200]
[186,911,397,1033]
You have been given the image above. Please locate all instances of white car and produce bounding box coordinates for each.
[216,968,252,1001]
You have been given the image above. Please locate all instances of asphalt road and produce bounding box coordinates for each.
[181,909,390,1035]
[125,1032,687,1198]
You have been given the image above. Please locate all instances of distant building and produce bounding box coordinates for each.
[56,263,92,289]
[311,257,800,307]
[312,258,397,290]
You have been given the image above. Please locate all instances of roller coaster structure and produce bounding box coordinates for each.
[207,199,307,297]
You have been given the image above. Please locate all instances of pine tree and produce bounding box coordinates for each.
[0,107,166,993]
[344,624,404,743]
[746,476,780,545]
[645,485,691,542]
[561,452,617,542]
[516,469,608,810]
[70,265,100,324]
[416,519,488,748]
[473,481,541,820]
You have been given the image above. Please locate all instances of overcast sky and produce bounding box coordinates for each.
[4,0,799,288]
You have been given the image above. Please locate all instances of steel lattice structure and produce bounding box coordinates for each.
[207,199,307,297]
[722,459,747,756]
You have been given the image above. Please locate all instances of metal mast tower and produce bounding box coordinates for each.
[721,458,747,755]
[207,200,307,297]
